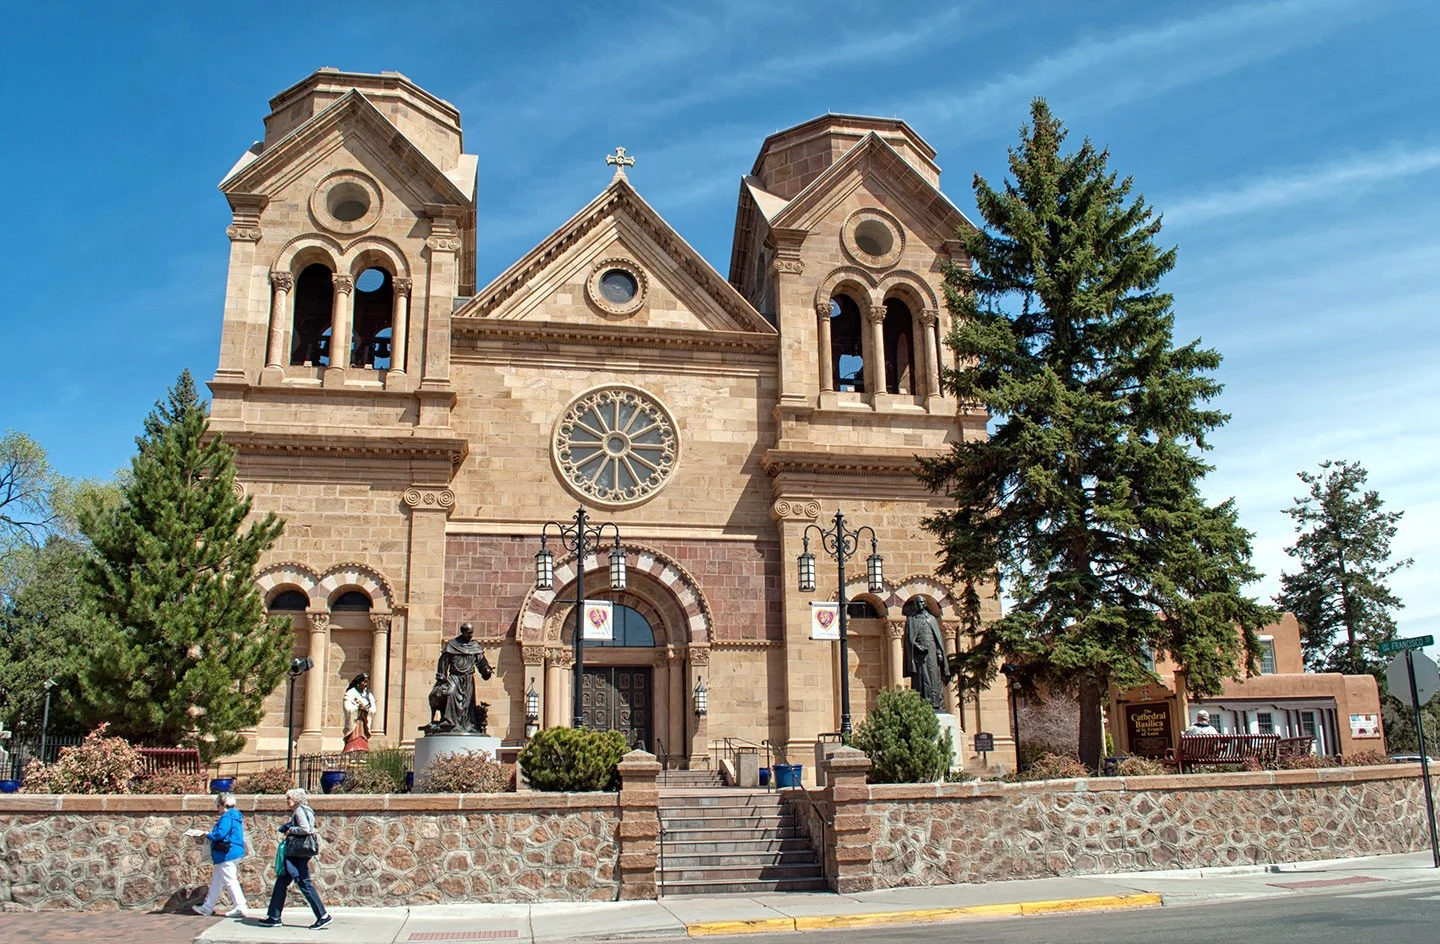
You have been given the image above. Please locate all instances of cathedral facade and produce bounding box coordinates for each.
[208,69,1011,774]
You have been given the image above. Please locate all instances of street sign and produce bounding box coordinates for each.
[1387,652,1440,707]
[974,733,995,752]
[1379,635,1434,654]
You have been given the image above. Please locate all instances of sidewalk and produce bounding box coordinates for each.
[183,851,1440,943]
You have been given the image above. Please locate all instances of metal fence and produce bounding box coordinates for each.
[4,734,84,780]
[295,749,414,793]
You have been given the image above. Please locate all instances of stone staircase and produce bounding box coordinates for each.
[657,768,726,788]
[657,789,827,895]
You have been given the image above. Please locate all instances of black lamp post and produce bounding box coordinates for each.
[286,657,313,772]
[535,506,627,729]
[1001,663,1022,771]
[38,679,56,766]
[797,508,884,736]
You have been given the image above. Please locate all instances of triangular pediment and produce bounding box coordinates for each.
[218,90,471,209]
[455,176,775,341]
[770,132,973,241]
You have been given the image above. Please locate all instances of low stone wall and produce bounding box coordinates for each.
[0,752,662,913]
[815,748,1440,891]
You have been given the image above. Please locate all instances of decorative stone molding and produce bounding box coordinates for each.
[226,225,263,242]
[522,644,546,666]
[307,612,331,633]
[315,564,398,612]
[554,650,575,669]
[393,277,413,297]
[310,170,383,236]
[585,257,648,317]
[885,620,906,640]
[232,480,247,499]
[687,647,710,667]
[710,639,781,650]
[546,646,567,663]
[452,319,777,355]
[865,304,888,325]
[331,273,355,295]
[842,208,906,271]
[553,386,678,508]
[403,486,456,511]
[426,235,463,252]
[370,614,392,634]
[653,648,672,668]
[815,300,833,319]
[771,499,822,521]
[918,308,939,329]
[771,258,804,276]
[269,271,294,292]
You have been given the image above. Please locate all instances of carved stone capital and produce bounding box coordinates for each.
[370,613,392,635]
[522,644,546,666]
[307,612,331,633]
[688,647,710,668]
[426,236,463,252]
[403,486,456,513]
[771,258,804,276]
[546,646,567,664]
[815,299,834,319]
[553,650,575,669]
[654,648,672,668]
[919,308,939,329]
[332,274,355,295]
[866,304,888,325]
[771,499,821,521]
[393,277,413,297]
[226,225,263,242]
[885,619,906,640]
[269,271,294,292]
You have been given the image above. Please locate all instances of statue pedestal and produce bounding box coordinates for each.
[936,712,963,771]
[414,733,502,785]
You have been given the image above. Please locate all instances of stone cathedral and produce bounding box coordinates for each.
[209,69,1012,775]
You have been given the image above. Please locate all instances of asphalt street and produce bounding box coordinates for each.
[682,883,1440,944]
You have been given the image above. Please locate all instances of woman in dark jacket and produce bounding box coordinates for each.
[259,787,332,929]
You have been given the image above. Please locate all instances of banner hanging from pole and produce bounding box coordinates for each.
[810,602,840,640]
[582,600,614,641]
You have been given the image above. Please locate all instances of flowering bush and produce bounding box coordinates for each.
[236,767,294,794]
[1344,751,1392,767]
[19,724,143,794]
[133,768,208,793]
[422,751,513,793]
[1019,752,1090,781]
[1115,756,1167,777]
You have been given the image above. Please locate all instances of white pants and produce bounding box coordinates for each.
[202,859,248,912]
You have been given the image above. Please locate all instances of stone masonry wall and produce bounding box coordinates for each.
[0,793,622,913]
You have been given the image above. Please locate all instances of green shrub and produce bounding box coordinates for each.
[1277,753,1338,770]
[1115,756,1166,777]
[359,746,411,790]
[850,688,954,784]
[423,751,512,793]
[236,767,293,793]
[1019,752,1089,781]
[19,724,143,794]
[518,727,629,791]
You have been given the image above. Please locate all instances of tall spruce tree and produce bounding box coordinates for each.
[919,100,1272,769]
[77,371,288,759]
[1275,460,1411,675]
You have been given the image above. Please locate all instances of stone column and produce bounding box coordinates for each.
[402,485,455,741]
[369,613,391,737]
[652,648,671,764]
[325,273,354,387]
[390,277,411,379]
[419,208,461,428]
[522,644,545,735]
[886,620,905,690]
[687,647,710,769]
[942,621,960,715]
[616,749,662,900]
[213,193,268,385]
[770,248,809,406]
[666,646,684,766]
[263,270,293,381]
[815,300,834,393]
[821,746,875,893]
[866,304,888,396]
[544,647,564,729]
[555,650,575,728]
[302,612,331,747]
[919,308,941,403]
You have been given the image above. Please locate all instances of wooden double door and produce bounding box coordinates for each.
[581,666,653,750]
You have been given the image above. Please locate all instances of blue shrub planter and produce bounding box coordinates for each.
[319,770,347,794]
[0,779,20,794]
[209,777,235,794]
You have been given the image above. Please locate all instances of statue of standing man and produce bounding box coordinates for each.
[903,597,951,710]
[424,622,495,735]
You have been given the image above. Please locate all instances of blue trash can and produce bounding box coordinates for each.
[758,767,771,787]
[774,763,804,788]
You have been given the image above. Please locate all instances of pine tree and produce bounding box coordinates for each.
[76,371,288,759]
[919,100,1272,770]
[1275,460,1411,675]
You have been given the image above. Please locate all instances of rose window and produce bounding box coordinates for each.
[554,387,678,506]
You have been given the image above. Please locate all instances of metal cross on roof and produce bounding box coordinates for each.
[605,147,636,174]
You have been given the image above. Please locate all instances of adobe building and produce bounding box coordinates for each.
[1109,613,1386,758]
[207,69,1011,774]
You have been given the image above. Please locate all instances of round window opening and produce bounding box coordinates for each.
[599,269,638,305]
[328,182,371,222]
[854,219,894,257]
[555,388,678,506]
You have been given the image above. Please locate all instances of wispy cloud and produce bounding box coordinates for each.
[900,0,1364,139]
[1163,143,1440,226]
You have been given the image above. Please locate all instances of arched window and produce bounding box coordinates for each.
[331,590,372,612]
[587,604,656,648]
[291,263,334,366]
[846,600,882,619]
[351,267,394,369]
[883,297,916,395]
[269,589,309,611]
[830,295,865,392]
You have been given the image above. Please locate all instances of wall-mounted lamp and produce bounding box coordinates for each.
[694,676,708,717]
[525,677,540,739]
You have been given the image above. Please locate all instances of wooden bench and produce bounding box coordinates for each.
[137,747,202,775]
[1169,734,1280,773]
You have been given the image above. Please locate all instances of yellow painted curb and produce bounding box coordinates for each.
[685,893,1162,936]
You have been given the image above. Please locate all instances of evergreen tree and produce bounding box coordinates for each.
[0,537,96,732]
[76,371,288,759]
[1275,460,1411,675]
[919,100,1272,770]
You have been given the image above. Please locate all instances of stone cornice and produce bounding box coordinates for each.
[762,445,948,478]
[451,317,779,355]
[214,427,467,466]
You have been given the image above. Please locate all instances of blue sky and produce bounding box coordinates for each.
[3,1,1437,642]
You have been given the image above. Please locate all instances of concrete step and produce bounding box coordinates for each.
[659,794,787,809]
[661,837,813,854]
[660,826,807,842]
[659,877,831,895]
[660,814,797,831]
[660,849,819,869]
[658,771,726,786]
[660,862,826,885]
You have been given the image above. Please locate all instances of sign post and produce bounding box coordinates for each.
[1383,636,1440,869]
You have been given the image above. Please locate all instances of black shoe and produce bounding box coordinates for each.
[310,914,333,930]
[258,918,281,927]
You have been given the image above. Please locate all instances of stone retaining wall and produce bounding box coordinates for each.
[815,748,1440,891]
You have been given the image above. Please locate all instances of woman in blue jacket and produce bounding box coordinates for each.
[195,792,248,916]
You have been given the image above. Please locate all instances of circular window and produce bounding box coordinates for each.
[310,171,382,235]
[586,258,647,316]
[554,387,678,507]
[842,209,905,269]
